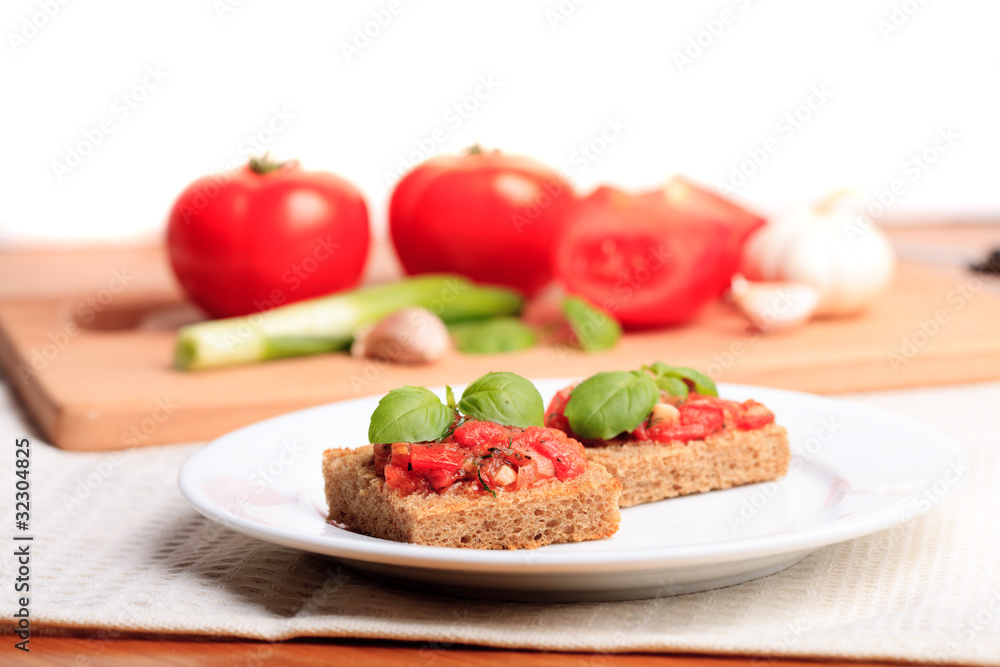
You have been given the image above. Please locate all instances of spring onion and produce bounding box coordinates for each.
[174,274,522,370]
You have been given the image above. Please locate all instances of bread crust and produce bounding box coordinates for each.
[323,447,621,549]
[585,422,790,508]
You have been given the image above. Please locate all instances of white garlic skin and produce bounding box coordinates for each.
[741,201,896,317]
[730,275,821,333]
[350,306,450,364]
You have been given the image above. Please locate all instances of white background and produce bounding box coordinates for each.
[2,0,998,245]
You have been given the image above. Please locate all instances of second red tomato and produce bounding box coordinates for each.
[389,149,576,296]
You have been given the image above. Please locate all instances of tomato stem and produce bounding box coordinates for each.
[248,153,287,175]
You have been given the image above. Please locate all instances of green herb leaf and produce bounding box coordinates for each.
[368,386,454,444]
[643,363,717,397]
[564,370,659,439]
[458,372,544,427]
[654,375,689,399]
[449,317,536,354]
[477,464,497,498]
[562,296,621,352]
[445,385,457,411]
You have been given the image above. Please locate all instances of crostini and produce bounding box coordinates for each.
[544,363,790,508]
[323,372,621,549]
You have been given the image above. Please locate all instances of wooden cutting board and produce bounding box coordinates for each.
[1,242,998,450]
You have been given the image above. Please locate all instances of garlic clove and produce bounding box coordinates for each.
[730,275,820,333]
[651,402,681,425]
[350,306,450,364]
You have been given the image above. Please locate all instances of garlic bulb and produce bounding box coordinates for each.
[741,192,896,317]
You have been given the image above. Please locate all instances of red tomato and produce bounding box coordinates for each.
[555,182,763,328]
[641,176,765,296]
[167,157,370,318]
[389,148,576,296]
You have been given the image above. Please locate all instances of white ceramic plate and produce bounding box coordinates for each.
[178,380,965,602]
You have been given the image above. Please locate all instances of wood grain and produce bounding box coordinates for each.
[1,242,999,450]
[25,636,922,667]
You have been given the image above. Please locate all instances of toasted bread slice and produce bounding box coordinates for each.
[585,422,790,508]
[323,447,621,549]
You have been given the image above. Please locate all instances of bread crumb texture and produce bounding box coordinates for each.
[587,422,791,507]
[323,448,621,549]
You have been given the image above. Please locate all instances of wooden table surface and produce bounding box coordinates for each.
[25,637,922,666]
[5,224,997,666]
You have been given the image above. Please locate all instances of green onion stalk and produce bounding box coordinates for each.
[174,274,522,370]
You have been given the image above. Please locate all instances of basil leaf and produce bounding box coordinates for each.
[562,296,621,352]
[564,370,659,440]
[445,385,457,411]
[458,372,544,427]
[643,362,717,397]
[655,375,689,399]
[449,317,536,354]
[368,386,453,444]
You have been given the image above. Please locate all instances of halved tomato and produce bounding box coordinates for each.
[555,182,764,328]
[641,176,765,297]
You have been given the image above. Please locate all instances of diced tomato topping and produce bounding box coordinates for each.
[383,464,426,495]
[735,400,775,430]
[425,467,462,492]
[546,383,777,446]
[544,386,576,436]
[408,443,465,471]
[679,402,725,431]
[452,420,511,455]
[376,419,587,496]
[531,436,587,481]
